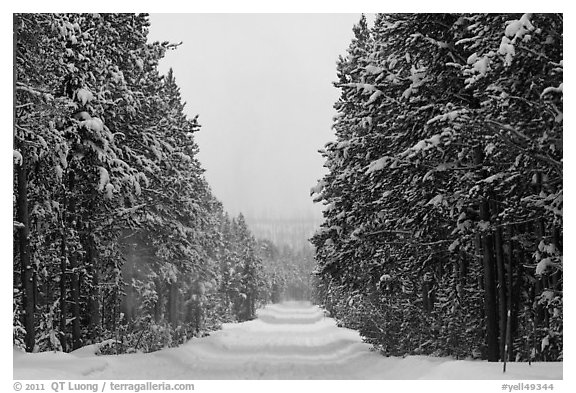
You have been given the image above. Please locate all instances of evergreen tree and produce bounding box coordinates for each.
[311,13,562,362]
[14,13,270,354]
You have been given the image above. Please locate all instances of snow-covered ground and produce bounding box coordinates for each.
[13,301,562,380]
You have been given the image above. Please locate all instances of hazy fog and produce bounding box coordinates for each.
[148,14,363,223]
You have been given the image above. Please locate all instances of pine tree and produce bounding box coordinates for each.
[14,13,271,354]
[311,13,562,361]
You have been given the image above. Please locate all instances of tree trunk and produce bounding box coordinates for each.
[422,279,432,313]
[475,145,499,361]
[248,291,255,319]
[16,156,35,352]
[191,280,204,333]
[59,246,68,351]
[69,251,82,350]
[86,235,101,341]
[168,283,178,325]
[473,233,484,291]
[506,226,515,361]
[67,170,82,350]
[154,280,162,323]
[480,202,499,361]
[111,288,118,333]
[59,190,69,352]
[494,225,507,360]
[533,172,546,330]
[532,174,546,360]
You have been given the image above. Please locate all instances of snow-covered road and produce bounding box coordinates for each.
[13,301,562,379]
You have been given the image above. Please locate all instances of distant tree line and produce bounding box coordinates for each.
[258,239,316,303]
[13,13,271,354]
[311,13,562,362]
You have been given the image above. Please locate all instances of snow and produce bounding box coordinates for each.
[448,239,460,252]
[400,132,447,158]
[71,339,120,357]
[427,194,445,207]
[97,167,110,192]
[505,20,524,38]
[365,65,384,75]
[485,142,497,155]
[342,83,377,93]
[467,53,479,65]
[541,83,563,97]
[538,240,557,255]
[361,116,373,128]
[379,274,392,283]
[535,257,556,276]
[464,52,491,84]
[13,302,562,381]
[428,134,442,145]
[408,65,427,88]
[105,183,114,199]
[13,150,23,165]
[366,90,383,105]
[309,179,326,196]
[498,37,516,66]
[498,14,535,68]
[76,88,94,105]
[445,61,463,69]
[505,14,535,40]
[539,290,555,303]
[427,110,466,125]
[482,173,505,183]
[472,56,490,75]
[55,164,63,182]
[423,36,449,49]
[456,35,481,46]
[81,118,104,133]
[366,157,390,174]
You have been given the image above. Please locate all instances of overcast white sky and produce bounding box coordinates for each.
[147,14,366,221]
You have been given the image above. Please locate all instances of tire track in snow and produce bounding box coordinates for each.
[147,301,381,379]
[14,301,563,380]
[84,301,383,379]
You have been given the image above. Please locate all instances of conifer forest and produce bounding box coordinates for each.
[13,13,312,355]
[310,13,562,362]
[14,12,562,367]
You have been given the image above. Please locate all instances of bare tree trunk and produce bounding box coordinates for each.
[69,253,81,350]
[480,201,499,361]
[14,14,35,353]
[87,235,101,341]
[191,280,204,334]
[495,225,507,360]
[475,145,499,361]
[16,155,35,352]
[67,170,82,350]
[506,226,515,361]
[168,283,178,325]
[59,239,68,351]
[59,188,69,352]
[154,280,162,323]
[422,275,434,313]
[84,179,101,340]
